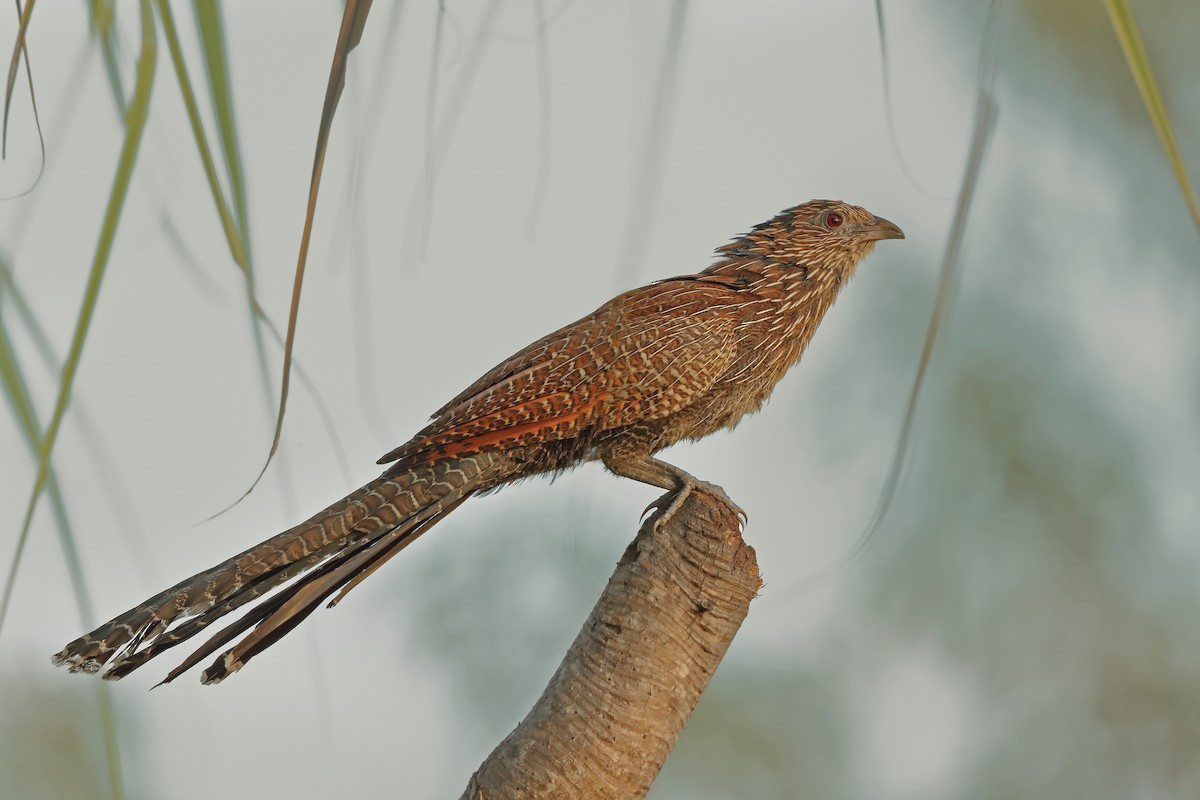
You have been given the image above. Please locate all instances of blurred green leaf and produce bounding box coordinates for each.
[861,292,1200,798]
[193,0,252,251]
[784,4,1000,596]
[190,0,277,412]
[188,0,278,478]
[0,682,128,800]
[6,0,155,662]
[0,274,126,798]
[155,0,248,268]
[86,0,129,115]
[0,315,38,443]
[1104,0,1200,234]
[157,0,352,493]
[0,6,154,794]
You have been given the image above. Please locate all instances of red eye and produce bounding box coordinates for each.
[826,212,844,228]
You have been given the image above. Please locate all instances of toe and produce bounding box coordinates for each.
[696,481,748,527]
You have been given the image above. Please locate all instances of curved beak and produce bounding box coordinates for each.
[861,216,905,242]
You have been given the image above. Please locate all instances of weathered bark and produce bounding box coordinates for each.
[460,489,760,800]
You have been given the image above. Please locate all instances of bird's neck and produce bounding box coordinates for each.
[702,253,860,294]
[703,254,859,356]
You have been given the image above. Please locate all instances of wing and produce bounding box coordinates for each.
[379,276,746,468]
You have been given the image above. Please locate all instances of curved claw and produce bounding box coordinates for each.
[699,481,748,529]
[641,480,747,531]
[640,490,675,523]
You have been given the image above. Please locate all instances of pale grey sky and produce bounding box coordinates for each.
[2,2,1198,798]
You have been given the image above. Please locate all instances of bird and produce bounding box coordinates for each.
[52,199,903,685]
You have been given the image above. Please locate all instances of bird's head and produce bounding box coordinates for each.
[718,199,904,279]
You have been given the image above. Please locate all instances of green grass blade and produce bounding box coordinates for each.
[3,0,42,169]
[2,258,160,586]
[190,0,277,426]
[5,0,156,637]
[0,316,38,438]
[188,0,293,509]
[0,316,95,641]
[153,6,353,494]
[86,0,129,116]
[192,0,252,254]
[93,685,127,800]
[1104,0,1200,234]
[92,3,282,516]
[1,281,127,800]
[156,220,355,487]
[155,0,248,266]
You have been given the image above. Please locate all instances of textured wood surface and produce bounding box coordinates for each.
[460,489,759,800]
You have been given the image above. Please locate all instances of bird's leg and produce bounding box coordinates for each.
[603,454,747,530]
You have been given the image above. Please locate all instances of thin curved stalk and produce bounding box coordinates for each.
[228,0,374,510]
[1104,0,1200,236]
[2,0,46,195]
[3,0,156,633]
[784,0,1001,597]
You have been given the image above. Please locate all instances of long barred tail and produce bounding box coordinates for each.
[52,453,512,684]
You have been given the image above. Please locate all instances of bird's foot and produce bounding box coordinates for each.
[642,480,747,531]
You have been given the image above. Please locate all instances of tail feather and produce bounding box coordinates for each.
[192,488,470,685]
[52,453,510,683]
[328,493,472,609]
[99,542,341,681]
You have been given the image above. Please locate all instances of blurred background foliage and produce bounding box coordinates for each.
[1,2,1197,799]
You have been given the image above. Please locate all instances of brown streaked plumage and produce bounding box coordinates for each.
[52,199,903,684]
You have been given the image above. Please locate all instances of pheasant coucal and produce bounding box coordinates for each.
[53,199,903,684]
